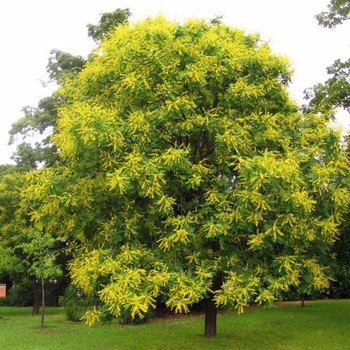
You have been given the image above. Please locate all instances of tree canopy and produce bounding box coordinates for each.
[312,0,350,300]
[21,17,350,337]
[305,0,350,117]
[0,165,64,315]
[316,0,350,28]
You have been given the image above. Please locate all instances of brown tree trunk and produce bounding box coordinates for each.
[31,277,40,315]
[40,273,45,328]
[205,294,217,338]
[204,273,222,338]
[300,293,305,308]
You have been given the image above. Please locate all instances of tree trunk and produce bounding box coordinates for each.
[300,293,305,308]
[40,273,45,329]
[205,294,217,338]
[31,277,40,315]
[204,273,222,338]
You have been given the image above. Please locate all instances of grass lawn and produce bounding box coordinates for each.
[0,300,349,349]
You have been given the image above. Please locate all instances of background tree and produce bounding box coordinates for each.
[304,0,350,300]
[87,8,131,43]
[24,17,350,338]
[316,0,350,28]
[0,167,40,312]
[0,165,24,291]
[0,166,65,314]
[304,0,350,116]
[19,226,62,328]
[304,58,350,117]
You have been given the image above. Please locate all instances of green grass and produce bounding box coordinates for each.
[1,300,349,349]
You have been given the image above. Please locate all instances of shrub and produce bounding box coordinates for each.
[6,280,33,306]
[59,284,87,322]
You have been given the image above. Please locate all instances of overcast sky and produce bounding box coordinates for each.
[0,0,349,165]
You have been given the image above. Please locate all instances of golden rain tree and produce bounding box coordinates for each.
[23,17,350,337]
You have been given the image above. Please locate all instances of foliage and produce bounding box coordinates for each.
[9,92,61,169]
[0,166,66,317]
[0,168,29,278]
[87,8,131,43]
[304,1,350,116]
[22,16,350,337]
[316,0,350,28]
[304,1,350,302]
[17,220,63,327]
[46,49,86,84]
[4,279,33,307]
[19,226,62,281]
[304,58,350,117]
[0,164,23,176]
[327,211,350,298]
[59,284,87,322]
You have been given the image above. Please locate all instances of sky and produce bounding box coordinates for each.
[0,0,349,165]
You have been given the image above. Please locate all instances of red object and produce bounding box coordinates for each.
[0,284,6,298]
